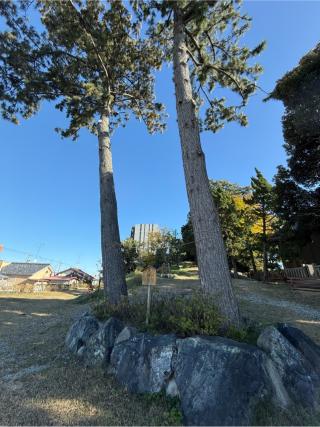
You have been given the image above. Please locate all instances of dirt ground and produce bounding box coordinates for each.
[0,274,319,426]
[153,269,320,343]
[0,291,178,426]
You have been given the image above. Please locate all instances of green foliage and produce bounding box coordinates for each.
[273,166,320,266]
[253,398,320,426]
[270,44,320,188]
[142,393,183,426]
[181,214,197,262]
[0,0,166,137]
[137,0,265,133]
[182,180,262,272]
[138,229,184,269]
[250,169,275,216]
[93,292,250,340]
[122,238,140,273]
[126,271,143,289]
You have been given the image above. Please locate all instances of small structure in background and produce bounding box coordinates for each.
[159,262,174,278]
[131,224,160,251]
[56,268,95,287]
[40,268,95,291]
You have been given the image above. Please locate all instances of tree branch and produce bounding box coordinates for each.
[68,0,110,91]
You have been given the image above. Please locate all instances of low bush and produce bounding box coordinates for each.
[126,271,142,289]
[93,291,252,341]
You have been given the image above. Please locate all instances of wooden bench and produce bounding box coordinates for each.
[287,277,320,292]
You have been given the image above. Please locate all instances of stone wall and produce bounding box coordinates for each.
[66,314,320,426]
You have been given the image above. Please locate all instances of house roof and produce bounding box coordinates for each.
[1,262,51,276]
[57,267,95,281]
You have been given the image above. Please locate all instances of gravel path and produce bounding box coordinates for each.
[238,292,320,320]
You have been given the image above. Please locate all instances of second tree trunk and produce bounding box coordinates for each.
[173,8,241,327]
[98,113,127,304]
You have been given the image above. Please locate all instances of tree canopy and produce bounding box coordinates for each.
[269,43,320,187]
[0,0,165,137]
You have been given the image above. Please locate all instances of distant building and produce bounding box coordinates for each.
[131,224,160,250]
[0,262,53,285]
[56,267,95,285]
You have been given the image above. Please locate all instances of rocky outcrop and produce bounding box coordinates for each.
[65,314,123,367]
[82,317,124,366]
[66,314,320,426]
[110,333,176,394]
[65,313,99,355]
[277,323,320,376]
[173,336,272,426]
[257,325,320,409]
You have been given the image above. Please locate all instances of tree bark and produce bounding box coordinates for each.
[262,213,268,281]
[231,256,238,279]
[172,8,241,327]
[249,248,257,274]
[98,113,127,304]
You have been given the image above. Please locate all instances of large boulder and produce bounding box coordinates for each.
[173,336,272,426]
[277,323,320,376]
[65,313,99,355]
[110,332,176,394]
[257,325,320,409]
[82,317,124,366]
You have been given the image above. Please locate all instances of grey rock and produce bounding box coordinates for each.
[110,333,176,394]
[114,325,138,346]
[257,326,319,409]
[277,323,320,376]
[174,336,271,426]
[83,317,124,367]
[65,313,99,354]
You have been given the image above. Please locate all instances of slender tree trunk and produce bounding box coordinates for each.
[98,113,127,304]
[231,256,238,279]
[249,248,257,274]
[262,214,268,281]
[172,8,241,327]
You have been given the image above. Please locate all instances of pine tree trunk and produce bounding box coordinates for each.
[250,249,257,274]
[231,256,238,279]
[98,113,127,304]
[173,8,241,327]
[262,214,268,281]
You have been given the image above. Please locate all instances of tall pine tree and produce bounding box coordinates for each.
[135,0,265,325]
[249,169,275,281]
[0,0,165,304]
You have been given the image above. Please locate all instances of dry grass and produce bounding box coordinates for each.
[0,292,180,426]
[0,269,319,425]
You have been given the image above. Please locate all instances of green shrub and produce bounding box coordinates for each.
[126,271,142,289]
[93,291,251,340]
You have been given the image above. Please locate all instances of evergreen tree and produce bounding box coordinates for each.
[269,43,320,187]
[274,166,320,266]
[136,0,265,325]
[248,169,275,281]
[0,0,164,304]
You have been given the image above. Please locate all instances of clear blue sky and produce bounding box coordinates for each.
[1,1,319,275]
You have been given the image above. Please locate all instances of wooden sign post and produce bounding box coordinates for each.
[142,266,157,325]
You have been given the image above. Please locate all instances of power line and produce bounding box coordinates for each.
[1,245,72,269]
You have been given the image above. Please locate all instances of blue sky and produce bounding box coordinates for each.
[1,1,319,275]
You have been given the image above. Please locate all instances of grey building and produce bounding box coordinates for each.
[131,224,160,250]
